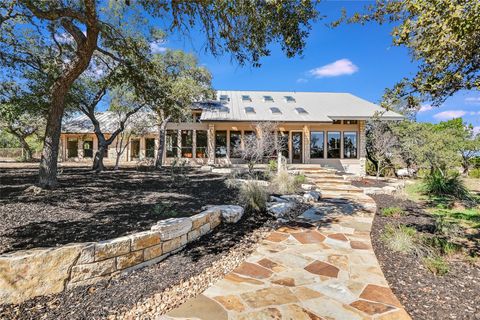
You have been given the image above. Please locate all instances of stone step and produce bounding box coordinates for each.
[310,178,350,185]
[316,184,364,194]
[303,173,341,179]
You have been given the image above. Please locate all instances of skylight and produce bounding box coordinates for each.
[219,94,229,102]
[244,107,255,113]
[263,95,274,102]
[241,95,251,102]
[295,107,308,114]
[284,96,295,103]
[270,107,281,114]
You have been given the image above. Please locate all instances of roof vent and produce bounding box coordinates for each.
[263,95,274,102]
[295,107,308,114]
[284,96,295,103]
[270,107,282,114]
[241,95,251,102]
[244,106,255,114]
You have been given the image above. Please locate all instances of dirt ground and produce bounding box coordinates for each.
[370,194,480,320]
[0,166,237,254]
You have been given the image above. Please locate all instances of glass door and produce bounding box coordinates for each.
[292,132,303,163]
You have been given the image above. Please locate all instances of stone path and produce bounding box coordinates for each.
[163,169,411,320]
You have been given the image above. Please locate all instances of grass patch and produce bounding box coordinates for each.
[430,207,480,229]
[381,224,417,253]
[422,236,462,257]
[238,180,268,213]
[381,206,405,217]
[153,203,181,218]
[422,256,449,276]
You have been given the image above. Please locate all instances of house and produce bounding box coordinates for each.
[60,90,403,175]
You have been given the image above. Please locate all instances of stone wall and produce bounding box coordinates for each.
[0,206,242,305]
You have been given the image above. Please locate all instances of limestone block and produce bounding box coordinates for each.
[0,245,83,304]
[270,196,288,203]
[199,223,211,236]
[162,234,187,253]
[280,194,304,203]
[190,211,210,229]
[303,191,320,202]
[301,184,316,191]
[95,236,131,261]
[77,243,95,264]
[117,250,143,270]
[70,258,116,283]
[188,228,201,242]
[144,243,163,261]
[212,205,244,223]
[151,218,192,241]
[267,202,297,218]
[130,231,161,251]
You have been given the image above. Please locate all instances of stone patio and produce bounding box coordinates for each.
[161,170,411,320]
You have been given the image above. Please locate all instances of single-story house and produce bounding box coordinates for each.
[60,90,403,175]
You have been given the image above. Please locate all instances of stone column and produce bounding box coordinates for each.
[77,137,84,160]
[207,124,215,164]
[139,137,146,159]
[177,130,182,158]
[92,135,98,158]
[303,125,310,164]
[340,132,344,159]
[359,121,367,176]
[192,130,197,159]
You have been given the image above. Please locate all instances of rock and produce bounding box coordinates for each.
[130,231,161,251]
[24,185,43,195]
[0,244,83,304]
[162,234,188,253]
[116,251,143,270]
[280,195,304,203]
[200,165,212,171]
[363,187,384,195]
[303,191,320,202]
[298,207,324,222]
[212,168,232,174]
[301,184,316,191]
[270,196,288,203]
[382,186,397,195]
[151,218,193,240]
[70,258,116,283]
[267,202,296,218]
[95,236,131,261]
[236,179,270,187]
[211,205,244,223]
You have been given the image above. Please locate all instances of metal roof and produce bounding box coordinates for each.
[200,90,404,122]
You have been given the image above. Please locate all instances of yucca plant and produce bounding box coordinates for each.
[424,170,471,200]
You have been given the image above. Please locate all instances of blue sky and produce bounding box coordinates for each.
[154,1,480,132]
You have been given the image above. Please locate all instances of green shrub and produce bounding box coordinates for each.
[422,256,449,276]
[271,171,297,194]
[267,159,278,172]
[469,168,480,179]
[434,217,461,237]
[423,236,461,256]
[153,203,180,218]
[381,224,417,253]
[381,206,405,217]
[238,180,268,212]
[294,174,307,185]
[424,170,471,200]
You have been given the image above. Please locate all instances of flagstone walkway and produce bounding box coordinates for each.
[163,177,411,320]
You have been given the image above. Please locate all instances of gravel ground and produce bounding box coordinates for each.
[370,194,480,320]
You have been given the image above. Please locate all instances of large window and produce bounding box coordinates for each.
[310,131,324,159]
[181,130,193,158]
[83,140,93,158]
[343,132,358,159]
[67,138,78,158]
[215,131,227,158]
[229,131,241,158]
[146,138,155,158]
[196,131,208,158]
[277,131,289,159]
[166,130,178,157]
[327,132,341,158]
[131,139,140,159]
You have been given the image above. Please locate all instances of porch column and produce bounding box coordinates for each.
[192,129,197,159]
[359,121,367,176]
[177,130,182,158]
[340,132,344,159]
[92,135,98,158]
[207,124,215,164]
[139,137,146,159]
[77,137,84,160]
[154,137,159,160]
[303,125,310,164]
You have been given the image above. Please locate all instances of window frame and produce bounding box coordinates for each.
[310,131,325,159]
[343,131,358,159]
[327,131,341,159]
[215,130,227,158]
[196,130,208,158]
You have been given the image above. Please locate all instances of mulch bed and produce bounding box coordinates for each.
[0,167,237,254]
[0,212,277,320]
[351,178,390,188]
[370,194,480,320]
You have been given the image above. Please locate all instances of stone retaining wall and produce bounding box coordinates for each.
[0,206,241,305]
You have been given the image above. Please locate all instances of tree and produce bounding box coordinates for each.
[339,0,480,109]
[1,1,318,188]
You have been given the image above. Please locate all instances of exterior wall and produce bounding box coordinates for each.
[60,120,367,175]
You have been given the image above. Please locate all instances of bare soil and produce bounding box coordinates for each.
[370,194,480,320]
[0,167,237,254]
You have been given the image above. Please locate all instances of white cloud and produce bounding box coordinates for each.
[433,110,467,120]
[150,41,167,54]
[465,97,480,105]
[296,78,308,83]
[418,104,433,112]
[309,59,358,78]
[473,126,480,135]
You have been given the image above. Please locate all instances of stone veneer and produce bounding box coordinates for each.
[0,205,242,304]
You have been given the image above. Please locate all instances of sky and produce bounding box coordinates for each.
[152,1,480,133]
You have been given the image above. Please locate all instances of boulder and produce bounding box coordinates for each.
[382,186,397,195]
[200,165,213,172]
[212,168,232,174]
[205,205,244,223]
[151,218,193,240]
[301,184,316,191]
[267,202,296,218]
[270,195,288,203]
[280,194,304,203]
[303,191,320,202]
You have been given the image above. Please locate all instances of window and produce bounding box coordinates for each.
[245,106,255,113]
[196,131,208,158]
[67,138,78,158]
[270,107,281,114]
[181,130,193,158]
[327,132,341,158]
[263,95,274,102]
[83,140,93,158]
[192,112,202,123]
[166,130,178,157]
[277,131,289,159]
[241,95,251,102]
[146,138,155,158]
[344,132,358,159]
[332,120,342,124]
[344,120,358,125]
[131,139,140,159]
[219,94,229,102]
[310,131,324,159]
[230,131,241,158]
[215,131,227,158]
[284,95,295,103]
[295,107,308,114]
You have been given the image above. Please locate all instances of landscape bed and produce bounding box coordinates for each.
[0,167,237,254]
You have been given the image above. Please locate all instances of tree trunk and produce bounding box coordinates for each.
[115,152,122,170]
[92,145,106,172]
[376,160,381,179]
[19,136,33,161]
[155,117,170,170]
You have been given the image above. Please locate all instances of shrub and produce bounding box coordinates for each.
[469,168,480,179]
[423,236,461,257]
[153,203,180,218]
[270,171,297,194]
[267,159,278,172]
[238,180,268,212]
[381,224,417,253]
[422,256,449,276]
[424,170,471,200]
[381,206,405,217]
[294,174,307,185]
[434,217,461,237]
